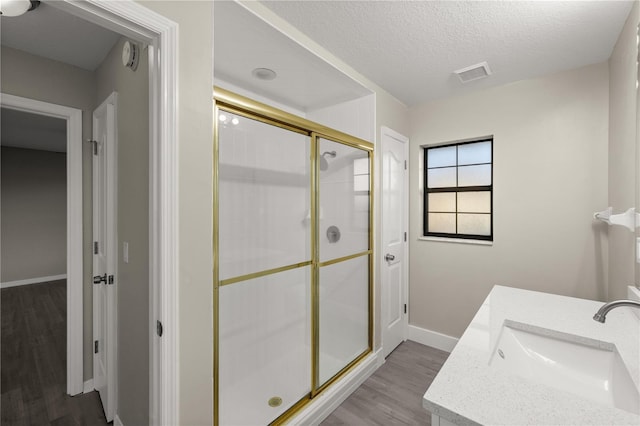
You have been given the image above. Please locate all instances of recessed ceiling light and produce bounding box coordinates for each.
[454,62,492,84]
[252,68,277,81]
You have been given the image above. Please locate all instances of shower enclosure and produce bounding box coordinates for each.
[213,87,373,425]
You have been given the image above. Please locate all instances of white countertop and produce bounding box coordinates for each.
[422,286,640,425]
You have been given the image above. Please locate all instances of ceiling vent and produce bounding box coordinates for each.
[454,62,492,84]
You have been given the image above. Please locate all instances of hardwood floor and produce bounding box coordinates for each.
[1,280,108,426]
[321,341,449,426]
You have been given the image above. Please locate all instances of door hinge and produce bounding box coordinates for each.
[156,320,163,337]
[404,232,407,242]
[404,160,407,170]
[94,241,99,254]
[404,304,407,314]
[108,275,114,285]
[94,340,99,354]
[86,139,99,155]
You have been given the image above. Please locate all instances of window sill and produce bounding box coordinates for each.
[417,236,493,246]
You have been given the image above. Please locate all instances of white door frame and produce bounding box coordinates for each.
[49,1,179,424]
[380,126,410,354]
[0,93,84,396]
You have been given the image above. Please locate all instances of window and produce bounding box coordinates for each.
[423,138,493,241]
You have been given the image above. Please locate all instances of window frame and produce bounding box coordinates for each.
[423,138,493,241]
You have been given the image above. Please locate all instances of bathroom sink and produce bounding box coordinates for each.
[489,321,640,415]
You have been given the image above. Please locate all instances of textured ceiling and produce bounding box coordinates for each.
[262,1,634,106]
[1,1,120,71]
[1,108,67,152]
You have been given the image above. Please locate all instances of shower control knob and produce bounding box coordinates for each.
[326,225,341,243]
[385,254,395,262]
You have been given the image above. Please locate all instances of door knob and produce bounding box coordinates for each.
[93,274,107,284]
[385,254,395,261]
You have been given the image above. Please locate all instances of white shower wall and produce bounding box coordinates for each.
[218,113,311,281]
[319,138,370,262]
[307,94,375,142]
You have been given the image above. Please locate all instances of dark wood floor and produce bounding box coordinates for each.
[1,280,108,426]
[321,341,449,426]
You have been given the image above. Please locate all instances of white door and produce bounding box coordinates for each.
[381,127,409,358]
[92,93,118,422]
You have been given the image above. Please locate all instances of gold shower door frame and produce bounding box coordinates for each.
[213,87,374,426]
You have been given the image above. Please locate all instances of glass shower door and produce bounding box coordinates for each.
[214,87,375,425]
[317,137,371,388]
[217,110,312,425]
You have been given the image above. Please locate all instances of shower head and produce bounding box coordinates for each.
[319,151,336,171]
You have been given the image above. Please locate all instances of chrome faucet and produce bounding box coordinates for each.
[593,299,640,323]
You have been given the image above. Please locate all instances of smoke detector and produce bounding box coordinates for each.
[122,41,139,71]
[454,62,492,83]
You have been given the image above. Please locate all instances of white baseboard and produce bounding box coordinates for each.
[407,324,458,353]
[376,348,386,368]
[83,379,94,394]
[114,414,124,426]
[1,274,67,289]
[288,349,384,425]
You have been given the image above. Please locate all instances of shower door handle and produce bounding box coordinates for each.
[385,254,395,262]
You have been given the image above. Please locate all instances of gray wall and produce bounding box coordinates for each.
[609,1,639,300]
[408,62,610,338]
[94,36,149,426]
[1,46,96,380]
[1,147,66,282]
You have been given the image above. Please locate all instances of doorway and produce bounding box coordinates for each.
[49,3,179,424]
[0,95,84,394]
[1,0,178,423]
[0,96,93,423]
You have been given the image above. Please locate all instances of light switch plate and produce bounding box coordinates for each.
[123,242,129,263]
